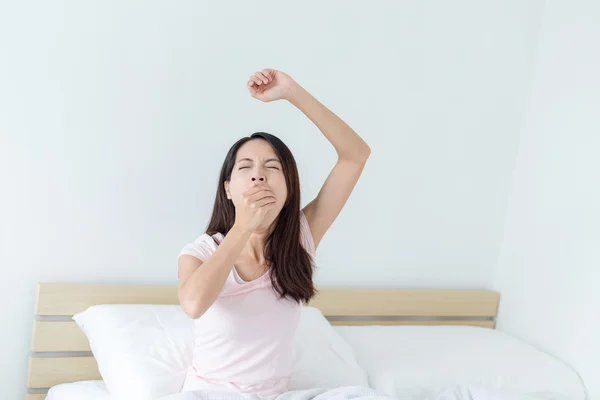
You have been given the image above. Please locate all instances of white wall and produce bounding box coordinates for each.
[494,0,600,398]
[0,1,543,398]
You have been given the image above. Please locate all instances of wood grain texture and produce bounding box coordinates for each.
[36,283,179,316]
[31,321,90,352]
[308,288,499,317]
[25,394,47,400]
[28,357,100,388]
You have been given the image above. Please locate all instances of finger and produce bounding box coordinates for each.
[255,71,269,84]
[249,196,276,210]
[242,187,258,197]
[246,187,275,201]
[254,195,276,206]
[250,75,263,86]
[256,196,277,208]
[247,80,255,87]
[248,190,275,203]
[245,185,272,196]
[248,85,258,97]
[261,69,274,79]
[254,71,268,84]
[243,181,265,195]
[243,185,273,197]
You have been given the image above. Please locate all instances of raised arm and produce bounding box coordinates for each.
[248,69,371,249]
[287,83,370,249]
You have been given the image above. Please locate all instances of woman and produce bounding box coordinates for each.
[177,68,371,396]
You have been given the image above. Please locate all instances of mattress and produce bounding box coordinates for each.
[45,326,588,400]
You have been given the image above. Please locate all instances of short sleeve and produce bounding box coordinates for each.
[299,209,316,258]
[177,233,220,279]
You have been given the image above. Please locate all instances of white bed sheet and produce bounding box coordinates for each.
[332,325,588,400]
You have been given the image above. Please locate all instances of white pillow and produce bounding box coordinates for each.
[333,325,588,400]
[73,304,195,400]
[46,380,111,400]
[289,306,369,390]
[73,305,368,399]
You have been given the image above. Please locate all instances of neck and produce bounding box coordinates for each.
[243,231,267,262]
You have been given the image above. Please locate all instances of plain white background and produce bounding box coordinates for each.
[494,1,600,397]
[0,1,596,398]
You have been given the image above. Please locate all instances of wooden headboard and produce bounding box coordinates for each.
[26,283,499,400]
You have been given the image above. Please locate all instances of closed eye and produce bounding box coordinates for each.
[239,166,279,170]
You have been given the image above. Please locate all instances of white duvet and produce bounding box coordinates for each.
[159,386,571,400]
[47,382,571,400]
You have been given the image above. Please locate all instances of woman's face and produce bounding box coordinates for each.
[224,139,288,225]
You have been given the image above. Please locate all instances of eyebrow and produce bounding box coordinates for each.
[236,157,281,165]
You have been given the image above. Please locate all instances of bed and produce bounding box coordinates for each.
[25,283,587,400]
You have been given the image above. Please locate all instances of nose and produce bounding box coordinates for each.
[251,176,266,183]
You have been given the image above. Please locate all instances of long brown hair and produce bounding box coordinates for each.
[205,132,316,304]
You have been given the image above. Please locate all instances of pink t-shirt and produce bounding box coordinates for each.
[177,210,316,396]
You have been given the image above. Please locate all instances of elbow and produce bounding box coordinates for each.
[179,291,208,320]
[361,145,371,163]
[354,147,372,165]
[354,143,371,165]
[181,299,205,320]
[340,145,371,166]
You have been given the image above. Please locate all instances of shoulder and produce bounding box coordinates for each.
[178,232,225,262]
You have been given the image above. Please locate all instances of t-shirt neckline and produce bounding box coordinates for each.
[231,265,270,285]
